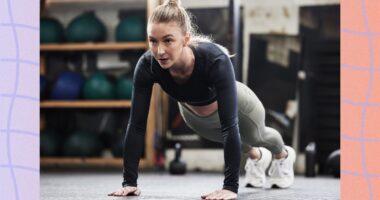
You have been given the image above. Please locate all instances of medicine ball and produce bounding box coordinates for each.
[83,72,115,100]
[115,15,145,42]
[63,131,103,157]
[40,130,62,156]
[115,76,133,99]
[40,17,65,43]
[51,71,84,100]
[40,75,48,99]
[66,12,107,42]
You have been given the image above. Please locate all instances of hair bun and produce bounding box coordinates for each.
[165,0,181,7]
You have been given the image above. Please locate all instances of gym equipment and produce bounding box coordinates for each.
[63,131,103,157]
[40,17,65,43]
[169,143,187,175]
[115,15,145,42]
[66,12,107,42]
[51,71,84,100]
[83,72,115,100]
[305,142,317,177]
[40,75,48,99]
[110,131,124,158]
[115,76,133,99]
[325,149,340,178]
[40,130,61,156]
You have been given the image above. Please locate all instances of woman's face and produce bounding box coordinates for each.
[147,21,189,69]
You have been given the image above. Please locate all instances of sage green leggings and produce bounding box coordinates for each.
[178,81,285,154]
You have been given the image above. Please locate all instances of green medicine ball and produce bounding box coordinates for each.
[40,18,65,43]
[115,16,146,42]
[63,131,103,157]
[116,77,133,99]
[40,130,62,156]
[83,72,115,100]
[66,12,107,42]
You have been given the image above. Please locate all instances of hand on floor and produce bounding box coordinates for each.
[108,186,141,196]
[201,189,237,200]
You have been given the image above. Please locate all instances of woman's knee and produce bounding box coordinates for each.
[260,127,284,153]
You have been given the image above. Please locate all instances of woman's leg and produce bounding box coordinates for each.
[235,81,285,155]
[177,82,286,156]
[178,82,295,188]
[178,102,224,143]
[235,82,296,188]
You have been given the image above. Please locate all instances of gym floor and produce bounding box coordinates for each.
[41,171,340,200]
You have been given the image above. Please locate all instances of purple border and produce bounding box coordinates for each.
[0,0,39,199]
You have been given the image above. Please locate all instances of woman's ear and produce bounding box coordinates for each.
[183,32,190,46]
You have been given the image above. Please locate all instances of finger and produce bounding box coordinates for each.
[201,193,211,199]
[132,188,141,196]
[206,190,220,200]
[201,192,213,199]
[205,194,217,200]
[214,192,225,200]
[115,191,124,196]
[122,189,133,196]
[108,192,120,196]
[223,193,237,200]
[214,191,227,200]
[205,195,213,200]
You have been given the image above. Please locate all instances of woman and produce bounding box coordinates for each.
[108,0,296,199]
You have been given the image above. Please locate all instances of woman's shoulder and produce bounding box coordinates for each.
[135,51,155,74]
[139,50,153,63]
[137,50,159,69]
[195,42,229,59]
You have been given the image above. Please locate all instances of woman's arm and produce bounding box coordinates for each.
[210,54,241,194]
[122,55,155,187]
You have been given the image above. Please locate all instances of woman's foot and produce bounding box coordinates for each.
[267,146,296,188]
[244,147,272,188]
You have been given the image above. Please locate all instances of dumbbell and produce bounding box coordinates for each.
[169,143,187,175]
[325,149,340,178]
[305,142,317,177]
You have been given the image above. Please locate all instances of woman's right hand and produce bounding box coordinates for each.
[201,189,237,200]
[107,186,141,196]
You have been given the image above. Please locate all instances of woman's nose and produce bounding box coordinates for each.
[157,44,165,56]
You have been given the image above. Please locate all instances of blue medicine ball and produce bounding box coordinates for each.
[40,75,47,98]
[51,72,84,100]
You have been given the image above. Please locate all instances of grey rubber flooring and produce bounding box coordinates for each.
[41,171,340,200]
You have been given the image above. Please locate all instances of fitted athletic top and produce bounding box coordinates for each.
[122,42,241,193]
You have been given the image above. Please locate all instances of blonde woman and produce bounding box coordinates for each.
[108,1,296,199]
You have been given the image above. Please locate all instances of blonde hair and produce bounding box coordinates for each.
[148,0,212,46]
[148,0,232,56]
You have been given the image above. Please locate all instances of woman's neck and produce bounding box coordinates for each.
[169,46,194,77]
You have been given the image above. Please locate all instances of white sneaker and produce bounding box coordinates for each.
[267,146,296,188]
[244,147,272,188]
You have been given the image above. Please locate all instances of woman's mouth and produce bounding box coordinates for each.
[159,58,169,64]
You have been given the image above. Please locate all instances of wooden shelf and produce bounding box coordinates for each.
[45,0,145,6]
[41,157,148,168]
[40,0,160,169]
[40,42,148,51]
[40,100,131,108]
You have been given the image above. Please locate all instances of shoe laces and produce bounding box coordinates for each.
[268,159,291,177]
[245,160,263,178]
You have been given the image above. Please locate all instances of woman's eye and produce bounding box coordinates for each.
[164,39,172,44]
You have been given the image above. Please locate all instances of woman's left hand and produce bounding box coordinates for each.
[201,189,237,200]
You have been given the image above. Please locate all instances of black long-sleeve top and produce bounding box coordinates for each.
[122,42,241,193]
